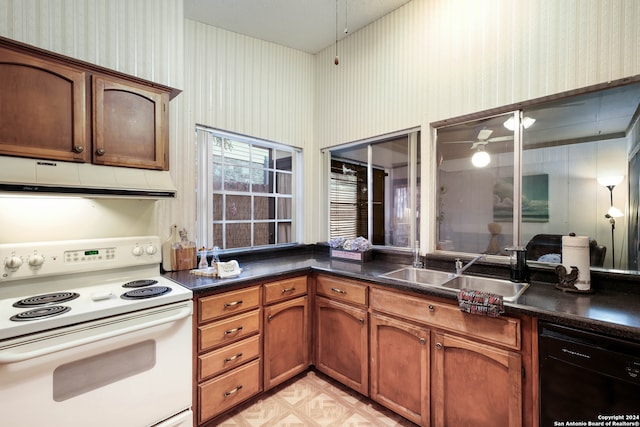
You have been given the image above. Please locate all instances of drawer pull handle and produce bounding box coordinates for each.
[435,342,443,350]
[224,353,243,363]
[224,385,243,397]
[224,300,243,308]
[224,326,243,335]
[331,287,346,294]
[281,287,296,293]
[428,304,435,312]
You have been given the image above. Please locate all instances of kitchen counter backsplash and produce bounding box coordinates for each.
[164,245,640,341]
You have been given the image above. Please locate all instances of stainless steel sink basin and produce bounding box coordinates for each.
[380,267,455,286]
[380,267,529,302]
[443,275,529,302]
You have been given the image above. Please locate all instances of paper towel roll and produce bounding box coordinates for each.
[562,235,591,291]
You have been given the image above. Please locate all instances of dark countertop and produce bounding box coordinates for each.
[164,251,640,341]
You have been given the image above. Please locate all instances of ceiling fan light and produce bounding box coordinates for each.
[503,116,535,131]
[471,150,490,168]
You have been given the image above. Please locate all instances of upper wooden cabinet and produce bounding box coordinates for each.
[0,47,90,163]
[92,76,168,169]
[0,37,179,171]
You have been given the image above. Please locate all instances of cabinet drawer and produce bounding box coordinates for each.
[198,358,261,423]
[371,287,520,350]
[316,275,368,306]
[198,334,260,381]
[198,309,261,352]
[264,276,308,304]
[198,286,260,323]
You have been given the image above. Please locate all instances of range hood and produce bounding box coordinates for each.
[0,156,177,198]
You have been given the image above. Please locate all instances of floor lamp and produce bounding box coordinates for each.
[598,176,624,269]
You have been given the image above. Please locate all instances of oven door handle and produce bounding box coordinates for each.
[0,302,192,364]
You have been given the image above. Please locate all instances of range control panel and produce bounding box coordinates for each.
[0,236,160,282]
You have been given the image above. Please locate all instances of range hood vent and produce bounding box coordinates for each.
[0,156,177,198]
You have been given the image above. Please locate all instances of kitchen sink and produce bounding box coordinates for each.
[443,275,529,302]
[380,267,529,302]
[380,267,456,286]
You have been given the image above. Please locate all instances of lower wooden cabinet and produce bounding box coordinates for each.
[263,295,309,390]
[198,359,261,423]
[370,312,430,426]
[431,331,523,427]
[315,296,369,395]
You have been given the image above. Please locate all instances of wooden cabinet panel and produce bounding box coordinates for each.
[198,309,260,352]
[263,296,309,390]
[315,296,368,395]
[92,75,168,170]
[371,287,520,350]
[264,276,307,304]
[370,313,430,426]
[0,47,89,162]
[316,275,368,306]
[432,332,522,427]
[198,286,260,323]
[198,359,261,424]
[198,335,260,381]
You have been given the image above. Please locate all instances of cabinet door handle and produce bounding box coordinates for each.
[435,342,443,350]
[267,314,273,321]
[359,317,365,324]
[224,326,243,335]
[331,287,346,294]
[281,287,296,293]
[96,148,105,156]
[224,385,243,397]
[224,353,243,363]
[224,300,243,308]
[73,145,84,153]
[419,337,426,345]
[428,304,435,312]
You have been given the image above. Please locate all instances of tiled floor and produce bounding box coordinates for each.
[215,370,418,427]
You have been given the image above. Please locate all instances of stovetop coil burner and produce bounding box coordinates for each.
[121,286,171,300]
[122,279,159,288]
[13,292,80,308]
[10,305,72,321]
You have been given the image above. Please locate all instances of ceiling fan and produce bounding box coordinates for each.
[445,128,513,149]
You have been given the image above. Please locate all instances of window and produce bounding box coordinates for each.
[326,129,421,249]
[195,126,302,251]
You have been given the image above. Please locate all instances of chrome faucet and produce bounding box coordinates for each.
[455,254,486,275]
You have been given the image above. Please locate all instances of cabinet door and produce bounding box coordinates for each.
[315,296,368,395]
[0,47,89,162]
[432,332,522,427]
[92,75,168,170]
[263,296,309,390]
[370,313,430,426]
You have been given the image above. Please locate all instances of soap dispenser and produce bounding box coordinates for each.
[507,247,528,283]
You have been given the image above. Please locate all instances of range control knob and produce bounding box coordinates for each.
[5,255,23,270]
[132,245,145,256]
[145,244,158,255]
[28,252,45,268]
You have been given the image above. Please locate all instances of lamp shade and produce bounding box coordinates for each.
[607,206,624,218]
[597,176,624,187]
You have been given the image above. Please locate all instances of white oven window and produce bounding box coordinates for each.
[53,340,156,401]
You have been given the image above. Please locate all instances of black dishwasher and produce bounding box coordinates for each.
[539,321,640,426]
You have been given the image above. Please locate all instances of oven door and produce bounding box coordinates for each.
[0,301,193,427]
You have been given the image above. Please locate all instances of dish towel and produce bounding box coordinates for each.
[457,289,504,317]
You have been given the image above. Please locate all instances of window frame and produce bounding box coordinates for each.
[195,126,303,252]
